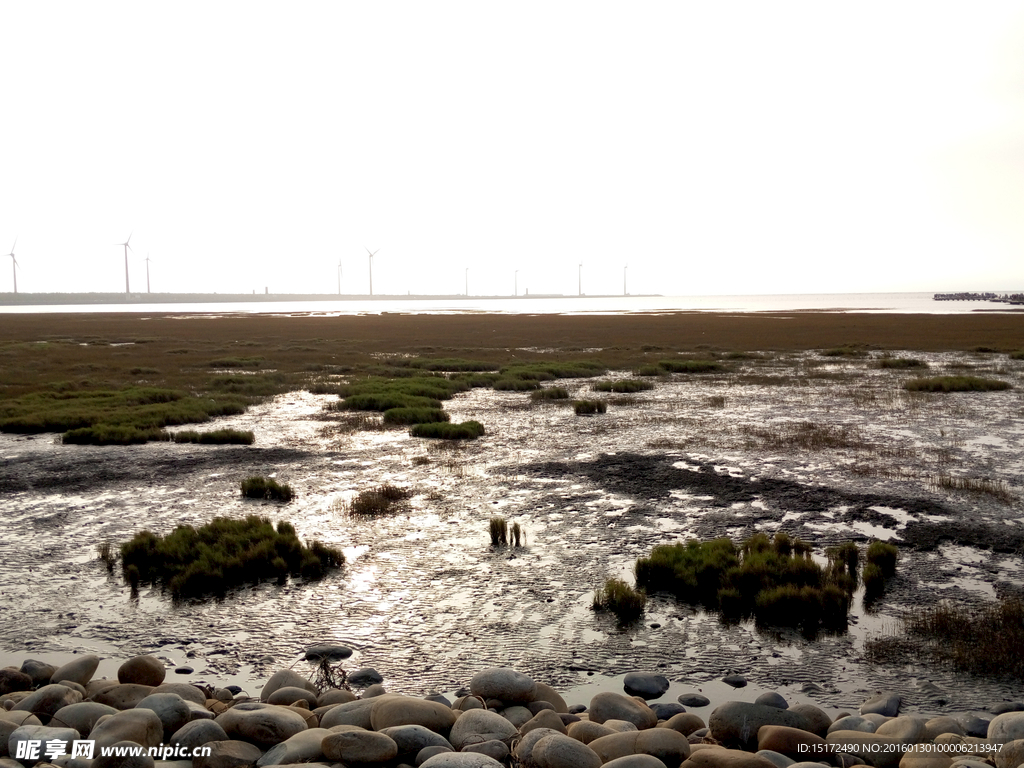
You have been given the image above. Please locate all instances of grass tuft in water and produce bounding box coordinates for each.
[489,517,508,546]
[904,375,1011,392]
[593,577,646,623]
[530,386,570,400]
[410,421,485,439]
[120,515,343,597]
[98,542,117,572]
[573,400,607,415]
[635,533,885,631]
[348,483,412,516]
[932,475,1014,503]
[382,407,450,425]
[241,476,294,502]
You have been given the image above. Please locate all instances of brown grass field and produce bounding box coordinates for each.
[1,309,1022,397]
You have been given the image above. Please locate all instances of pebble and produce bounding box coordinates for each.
[303,644,353,662]
[2,655,1020,768]
[723,674,748,688]
[623,672,670,700]
[678,693,711,707]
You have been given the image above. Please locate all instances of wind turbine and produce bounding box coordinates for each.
[366,247,379,296]
[337,259,343,296]
[578,262,583,296]
[624,265,628,296]
[6,238,17,294]
[118,233,133,294]
[145,254,152,293]
[514,269,518,297]
[465,267,468,296]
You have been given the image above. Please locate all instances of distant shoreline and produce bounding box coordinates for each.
[0,292,658,306]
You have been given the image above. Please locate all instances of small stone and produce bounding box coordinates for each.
[369,695,458,733]
[589,692,657,730]
[267,686,318,707]
[532,732,602,768]
[379,723,454,756]
[463,739,511,762]
[651,703,687,720]
[91,683,155,710]
[303,644,353,662]
[174,667,193,675]
[259,669,316,702]
[860,693,901,717]
[89,708,164,749]
[755,692,788,710]
[420,752,505,766]
[12,684,83,723]
[216,701,310,748]
[623,673,670,700]
[449,708,519,749]
[322,728,399,763]
[50,655,101,687]
[0,669,33,696]
[469,668,537,704]
[168,719,229,750]
[135,693,191,740]
[19,660,56,687]
[347,667,384,687]
[678,693,711,708]
[722,674,748,688]
[990,702,1024,716]
[258,726,331,765]
[118,656,166,687]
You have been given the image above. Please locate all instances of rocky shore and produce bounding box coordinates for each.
[3,650,1024,768]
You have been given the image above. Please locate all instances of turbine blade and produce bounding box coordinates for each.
[10,238,16,253]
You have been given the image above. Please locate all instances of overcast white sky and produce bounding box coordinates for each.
[2,2,1024,297]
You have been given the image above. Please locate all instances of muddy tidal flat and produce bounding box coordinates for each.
[1,311,1023,714]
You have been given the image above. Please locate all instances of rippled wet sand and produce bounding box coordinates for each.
[2,352,1022,711]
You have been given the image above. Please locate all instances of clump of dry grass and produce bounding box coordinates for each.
[931,474,1014,503]
[742,421,866,451]
[868,598,1024,681]
[346,483,412,515]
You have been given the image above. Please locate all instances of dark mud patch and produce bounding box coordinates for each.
[513,452,956,542]
[900,519,1024,554]
[0,445,323,493]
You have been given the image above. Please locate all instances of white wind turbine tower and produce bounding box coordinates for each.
[6,238,17,294]
[145,254,152,293]
[366,247,380,296]
[118,233,133,294]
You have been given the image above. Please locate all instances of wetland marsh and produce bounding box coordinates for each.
[1,311,1023,712]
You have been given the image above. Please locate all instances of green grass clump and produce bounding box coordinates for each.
[530,387,570,400]
[98,542,117,572]
[658,359,723,373]
[593,578,647,623]
[489,516,508,546]
[410,420,485,439]
[172,428,255,445]
[634,364,664,377]
[636,533,872,631]
[592,379,655,393]
[904,376,1011,392]
[120,515,343,597]
[452,372,502,388]
[876,357,927,369]
[207,373,289,397]
[497,361,606,383]
[866,540,899,577]
[348,484,412,515]
[0,386,248,444]
[1009,351,1024,360]
[382,407,450,425]
[241,476,294,502]
[573,400,607,415]
[493,378,541,391]
[338,375,468,412]
[511,521,523,547]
